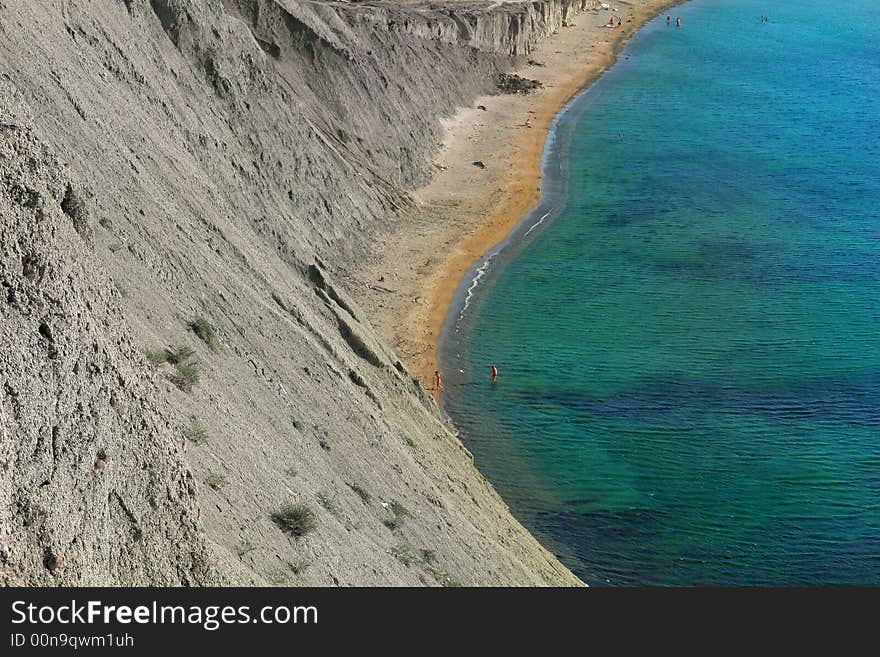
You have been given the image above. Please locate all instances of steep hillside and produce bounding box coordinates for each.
[0,0,590,585]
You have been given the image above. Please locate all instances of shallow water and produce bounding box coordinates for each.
[440,0,880,585]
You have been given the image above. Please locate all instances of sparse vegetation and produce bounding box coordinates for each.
[440,574,461,587]
[271,502,317,538]
[317,493,338,516]
[170,362,200,392]
[205,472,226,490]
[146,345,201,392]
[188,317,221,352]
[145,349,168,367]
[236,539,256,558]
[391,544,415,566]
[318,437,330,451]
[166,345,195,364]
[284,466,298,478]
[384,499,408,530]
[347,483,370,504]
[291,417,302,430]
[267,567,289,585]
[337,128,351,144]
[405,436,417,449]
[182,422,209,446]
[419,549,459,586]
[391,545,444,577]
[290,559,310,575]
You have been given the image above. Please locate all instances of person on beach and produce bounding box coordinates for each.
[434,370,442,392]
[491,365,498,383]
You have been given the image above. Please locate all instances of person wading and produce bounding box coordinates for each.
[491,365,498,383]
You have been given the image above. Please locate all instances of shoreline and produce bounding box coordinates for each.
[356,0,685,399]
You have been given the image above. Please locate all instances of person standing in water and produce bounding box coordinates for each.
[667,15,671,25]
[676,17,681,27]
[491,365,498,383]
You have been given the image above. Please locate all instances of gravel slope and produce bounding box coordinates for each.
[0,0,589,586]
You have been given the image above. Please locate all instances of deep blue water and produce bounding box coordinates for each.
[440,0,880,585]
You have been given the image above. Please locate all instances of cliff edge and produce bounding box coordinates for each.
[0,0,590,586]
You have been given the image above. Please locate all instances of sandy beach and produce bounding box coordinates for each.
[355,0,684,399]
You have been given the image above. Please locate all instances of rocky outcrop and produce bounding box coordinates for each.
[0,0,588,585]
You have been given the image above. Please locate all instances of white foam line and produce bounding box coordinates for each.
[457,205,554,321]
[450,62,571,325]
[523,207,553,238]
[458,254,495,320]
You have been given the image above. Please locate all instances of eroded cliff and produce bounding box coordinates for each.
[0,0,591,586]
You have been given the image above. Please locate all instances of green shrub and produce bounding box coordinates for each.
[271,502,317,538]
[147,345,200,391]
[171,362,200,392]
[166,345,195,364]
[405,436,417,448]
[145,349,168,367]
[383,499,408,530]
[182,422,209,446]
[391,544,415,566]
[347,483,370,504]
[337,128,351,144]
[205,472,226,490]
[188,317,221,352]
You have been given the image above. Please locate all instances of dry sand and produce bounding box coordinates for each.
[357,0,684,399]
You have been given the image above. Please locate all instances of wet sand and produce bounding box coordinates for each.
[356,0,684,399]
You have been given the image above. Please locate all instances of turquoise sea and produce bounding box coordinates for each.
[439,0,880,585]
